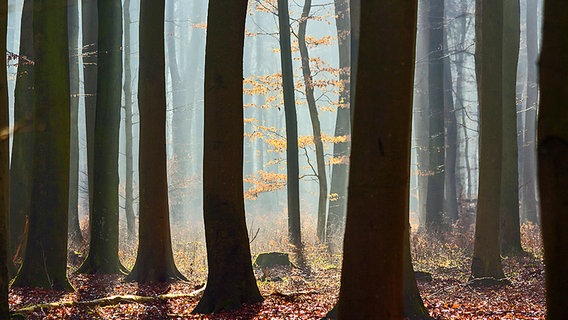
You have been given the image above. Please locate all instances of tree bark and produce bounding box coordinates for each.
[297,0,328,243]
[78,0,125,274]
[500,0,523,256]
[337,1,417,318]
[125,0,185,283]
[425,0,446,233]
[537,0,568,317]
[326,0,351,248]
[68,0,83,247]
[192,0,263,313]
[277,0,302,250]
[0,1,10,316]
[9,0,34,270]
[12,0,72,290]
[471,0,505,280]
[123,0,135,239]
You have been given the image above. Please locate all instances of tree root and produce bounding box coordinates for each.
[11,287,205,315]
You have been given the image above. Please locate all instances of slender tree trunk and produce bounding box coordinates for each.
[337,1,417,318]
[77,0,125,274]
[500,0,523,255]
[277,0,301,250]
[125,0,185,283]
[522,0,539,224]
[414,0,429,230]
[9,0,33,268]
[471,0,505,280]
[12,0,72,290]
[297,0,328,243]
[425,0,446,233]
[68,0,83,247]
[123,0,135,239]
[192,0,263,313]
[538,1,568,318]
[0,1,10,315]
[326,0,351,248]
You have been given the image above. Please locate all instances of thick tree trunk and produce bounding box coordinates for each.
[12,0,72,290]
[0,1,9,316]
[471,0,505,280]
[9,0,33,268]
[297,0,328,243]
[192,0,263,313]
[325,0,350,248]
[425,0,446,233]
[277,0,302,250]
[68,0,83,247]
[500,0,523,256]
[337,1,417,318]
[125,0,185,283]
[78,0,125,274]
[537,1,568,318]
[82,0,98,222]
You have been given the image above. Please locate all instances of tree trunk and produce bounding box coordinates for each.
[537,1,568,318]
[82,0,98,223]
[500,0,523,256]
[277,0,302,250]
[9,0,33,269]
[297,0,328,243]
[326,0,351,249]
[125,0,185,284]
[425,0,446,233]
[404,223,432,319]
[68,0,83,247]
[471,0,505,280]
[12,0,72,290]
[336,1,417,318]
[192,0,263,313]
[522,0,539,224]
[78,0,125,274]
[123,0,135,240]
[0,1,10,316]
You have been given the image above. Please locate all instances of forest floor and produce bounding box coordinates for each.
[8,216,545,319]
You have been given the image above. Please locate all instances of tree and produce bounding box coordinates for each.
[125,0,185,283]
[78,0,125,274]
[297,0,328,242]
[336,0,417,318]
[521,0,539,224]
[122,0,135,239]
[9,0,33,269]
[425,0,446,233]
[537,0,568,318]
[326,0,351,248]
[0,0,10,315]
[192,0,263,313]
[68,0,83,247]
[500,0,523,256]
[82,0,98,218]
[470,0,506,280]
[277,0,302,250]
[12,0,72,290]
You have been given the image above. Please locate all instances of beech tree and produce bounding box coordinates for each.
[78,0,125,274]
[193,0,263,313]
[12,0,72,290]
[0,0,9,316]
[277,0,302,250]
[538,0,568,318]
[9,0,33,267]
[336,0,417,318]
[471,0,506,280]
[125,0,185,283]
